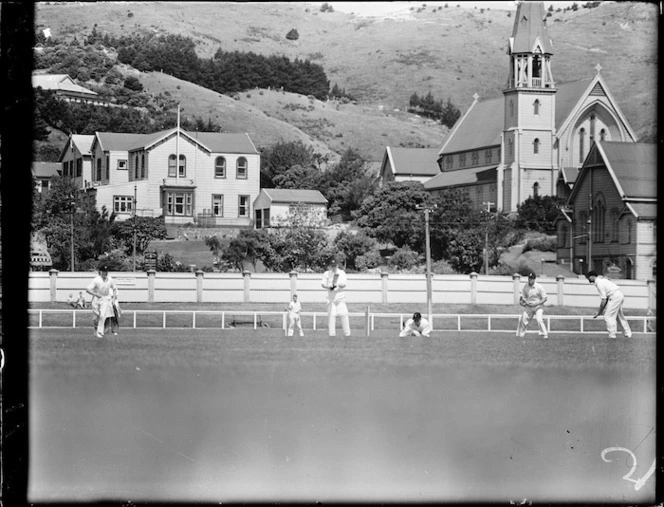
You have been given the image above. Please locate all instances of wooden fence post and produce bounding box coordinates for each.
[556,275,565,306]
[512,273,521,305]
[147,269,155,303]
[49,269,59,302]
[470,272,478,305]
[243,270,251,303]
[196,270,204,303]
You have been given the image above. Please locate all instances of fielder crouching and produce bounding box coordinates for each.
[400,312,431,337]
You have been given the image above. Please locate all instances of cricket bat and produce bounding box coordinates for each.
[330,273,339,290]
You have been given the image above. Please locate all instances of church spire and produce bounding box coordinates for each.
[506,1,555,90]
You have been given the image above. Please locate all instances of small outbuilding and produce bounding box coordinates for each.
[253,189,328,228]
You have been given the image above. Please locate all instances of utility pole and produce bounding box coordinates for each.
[483,201,495,276]
[587,192,592,273]
[69,193,76,272]
[133,184,137,272]
[417,204,437,328]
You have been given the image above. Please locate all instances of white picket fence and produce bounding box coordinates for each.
[28,309,656,335]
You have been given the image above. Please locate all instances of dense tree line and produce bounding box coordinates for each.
[408,91,461,128]
[104,32,331,99]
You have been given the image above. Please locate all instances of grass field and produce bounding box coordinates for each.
[28,325,656,503]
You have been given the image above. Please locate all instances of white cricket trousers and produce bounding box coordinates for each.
[516,305,547,337]
[327,300,350,336]
[287,314,303,336]
[604,292,631,338]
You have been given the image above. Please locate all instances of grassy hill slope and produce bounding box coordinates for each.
[36,1,658,142]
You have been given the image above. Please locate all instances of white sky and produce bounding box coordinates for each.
[315,1,578,16]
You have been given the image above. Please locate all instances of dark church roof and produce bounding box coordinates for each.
[439,78,594,156]
[510,1,554,54]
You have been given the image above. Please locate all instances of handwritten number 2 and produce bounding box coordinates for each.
[601,447,656,491]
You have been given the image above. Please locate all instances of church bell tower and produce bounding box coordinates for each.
[499,1,557,213]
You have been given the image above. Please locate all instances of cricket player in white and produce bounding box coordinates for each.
[321,258,350,337]
[399,312,431,337]
[86,264,118,338]
[516,272,548,339]
[586,271,632,339]
[286,294,304,336]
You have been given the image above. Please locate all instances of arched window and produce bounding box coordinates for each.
[611,208,619,242]
[533,138,540,154]
[168,154,177,177]
[215,156,226,178]
[236,157,248,179]
[533,182,539,197]
[579,128,586,164]
[533,99,540,115]
[593,195,605,243]
[590,114,596,141]
[533,55,542,78]
[178,155,186,177]
[141,153,146,178]
[509,100,514,117]
[623,219,632,244]
[600,128,606,141]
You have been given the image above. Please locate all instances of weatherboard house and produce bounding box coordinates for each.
[424,1,637,213]
[556,141,656,281]
[62,128,260,226]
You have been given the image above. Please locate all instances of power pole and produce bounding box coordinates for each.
[587,192,592,273]
[69,193,76,272]
[483,201,495,276]
[133,184,137,272]
[417,204,437,328]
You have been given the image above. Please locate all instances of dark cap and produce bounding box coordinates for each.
[528,272,536,279]
[329,258,338,267]
[586,270,598,278]
[413,312,422,320]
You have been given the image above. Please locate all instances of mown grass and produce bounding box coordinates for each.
[29,327,656,502]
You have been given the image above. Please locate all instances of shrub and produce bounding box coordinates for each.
[388,246,421,271]
[522,236,557,253]
[286,28,299,41]
[355,251,382,271]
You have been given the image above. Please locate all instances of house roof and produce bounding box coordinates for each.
[625,202,657,220]
[510,1,554,54]
[598,141,657,199]
[96,128,259,154]
[71,134,94,154]
[384,147,440,177]
[261,188,328,205]
[32,161,61,178]
[187,132,259,154]
[559,166,581,186]
[439,78,596,156]
[424,165,497,189]
[32,73,98,96]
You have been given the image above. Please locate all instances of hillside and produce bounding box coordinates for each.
[35,1,658,144]
[137,70,447,163]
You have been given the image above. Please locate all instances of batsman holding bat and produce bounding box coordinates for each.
[321,257,350,337]
[516,272,548,339]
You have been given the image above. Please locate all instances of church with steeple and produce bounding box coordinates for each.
[424,1,637,213]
